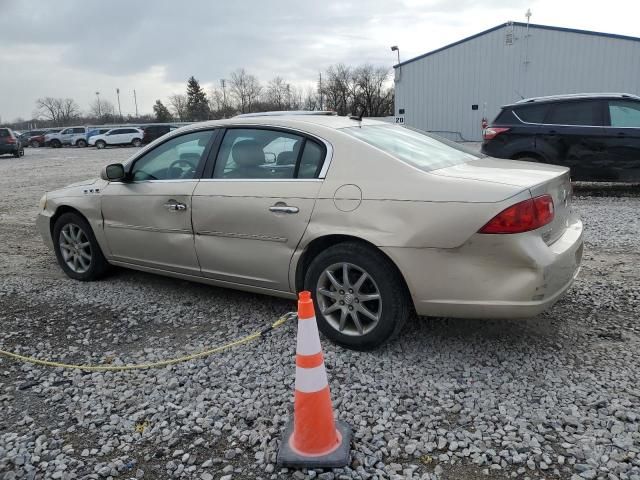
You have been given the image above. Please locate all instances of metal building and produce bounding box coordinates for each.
[393,22,640,141]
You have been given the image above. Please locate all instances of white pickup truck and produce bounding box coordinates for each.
[45,126,88,148]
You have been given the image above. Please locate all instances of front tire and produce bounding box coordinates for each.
[76,139,87,148]
[95,140,106,149]
[131,138,142,147]
[52,212,110,281]
[30,140,40,148]
[304,242,410,350]
[50,139,62,148]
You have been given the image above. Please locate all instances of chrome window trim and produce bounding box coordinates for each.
[122,123,334,181]
[512,111,606,128]
[198,178,323,183]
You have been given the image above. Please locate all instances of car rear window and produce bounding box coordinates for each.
[547,100,603,126]
[341,125,478,172]
[513,104,550,123]
[0,129,10,138]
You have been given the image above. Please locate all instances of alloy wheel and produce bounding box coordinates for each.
[59,223,92,274]
[316,262,382,336]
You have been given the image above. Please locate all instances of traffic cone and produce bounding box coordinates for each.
[277,291,352,468]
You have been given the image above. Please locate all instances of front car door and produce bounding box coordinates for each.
[101,129,217,275]
[106,129,125,145]
[538,100,607,180]
[603,99,640,182]
[191,127,328,293]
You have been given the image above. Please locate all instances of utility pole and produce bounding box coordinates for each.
[318,72,323,111]
[116,88,122,121]
[95,91,101,118]
[133,89,139,118]
[220,79,227,117]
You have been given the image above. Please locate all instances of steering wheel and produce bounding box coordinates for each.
[168,159,196,178]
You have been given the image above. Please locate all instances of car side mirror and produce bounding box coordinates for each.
[101,163,126,181]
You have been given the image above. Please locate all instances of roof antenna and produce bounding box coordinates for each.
[349,107,364,122]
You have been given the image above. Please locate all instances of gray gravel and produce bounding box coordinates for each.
[1,147,639,480]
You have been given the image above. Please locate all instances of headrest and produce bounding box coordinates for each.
[232,140,264,167]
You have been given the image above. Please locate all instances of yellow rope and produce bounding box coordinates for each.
[0,312,295,372]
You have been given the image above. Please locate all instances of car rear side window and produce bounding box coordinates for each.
[513,104,550,123]
[341,125,477,172]
[547,101,602,126]
[213,128,325,180]
[608,100,640,127]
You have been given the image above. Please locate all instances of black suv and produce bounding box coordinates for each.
[482,93,640,182]
[142,124,177,144]
[0,128,25,158]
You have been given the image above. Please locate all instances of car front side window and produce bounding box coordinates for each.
[130,130,214,181]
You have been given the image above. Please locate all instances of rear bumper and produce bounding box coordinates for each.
[382,214,583,319]
[0,145,18,154]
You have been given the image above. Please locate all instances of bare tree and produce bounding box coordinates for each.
[266,76,288,110]
[34,97,80,126]
[168,94,188,121]
[89,99,115,121]
[58,98,81,125]
[354,65,394,116]
[229,69,262,113]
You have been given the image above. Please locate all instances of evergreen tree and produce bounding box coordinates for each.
[153,100,172,122]
[186,76,210,121]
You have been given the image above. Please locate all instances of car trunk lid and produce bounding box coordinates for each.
[432,157,572,244]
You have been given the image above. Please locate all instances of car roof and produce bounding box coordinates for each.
[503,92,640,108]
[181,114,390,131]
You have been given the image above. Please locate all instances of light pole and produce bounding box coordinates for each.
[391,45,401,82]
[133,89,139,118]
[95,91,101,118]
[116,88,122,121]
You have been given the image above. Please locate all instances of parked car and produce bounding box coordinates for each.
[142,124,178,144]
[87,128,112,141]
[37,114,583,350]
[89,127,144,149]
[18,130,46,146]
[0,128,25,158]
[45,126,89,148]
[29,128,62,148]
[482,93,640,182]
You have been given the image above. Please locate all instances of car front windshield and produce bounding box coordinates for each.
[341,124,480,172]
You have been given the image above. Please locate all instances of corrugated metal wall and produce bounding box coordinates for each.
[394,24,640,141]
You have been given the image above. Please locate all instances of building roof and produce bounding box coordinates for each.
[394,22,640,68]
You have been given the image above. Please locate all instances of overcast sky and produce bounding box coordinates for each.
[1,0,638,121]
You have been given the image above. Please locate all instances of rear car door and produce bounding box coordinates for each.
[603,99,640,182]
[106,129,125,145]
[101,129,217,274]
[538,100,607,180]
[191,127,328,292]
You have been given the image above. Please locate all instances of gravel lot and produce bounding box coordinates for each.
[1,147,639,480]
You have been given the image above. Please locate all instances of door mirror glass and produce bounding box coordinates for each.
[102,163,126,181]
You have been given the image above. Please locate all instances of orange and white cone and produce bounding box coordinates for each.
[277,291,352,468]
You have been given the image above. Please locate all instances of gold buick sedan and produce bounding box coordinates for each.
[37,113,583,349]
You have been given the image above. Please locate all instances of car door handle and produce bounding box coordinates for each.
[269,204,299,214]
[164,200,187,212]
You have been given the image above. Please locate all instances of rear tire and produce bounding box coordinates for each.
[76,139,87,148]
[514,155,542,163]
[50,139,61,148]
[13,148,24,158]
[52,212,110,281]
[95,140,106,149]
[30,140,40,148]
[303,242,410,350]
[132,138,142,147]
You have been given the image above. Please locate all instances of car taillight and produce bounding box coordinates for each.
[479,194,554,234]
[6,137,16,144]
[482,127,510,140]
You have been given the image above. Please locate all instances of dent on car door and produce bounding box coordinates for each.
[541,100,607,180]
[191,127,327,292]
[100,129,217,274]
[603,100,640,182]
